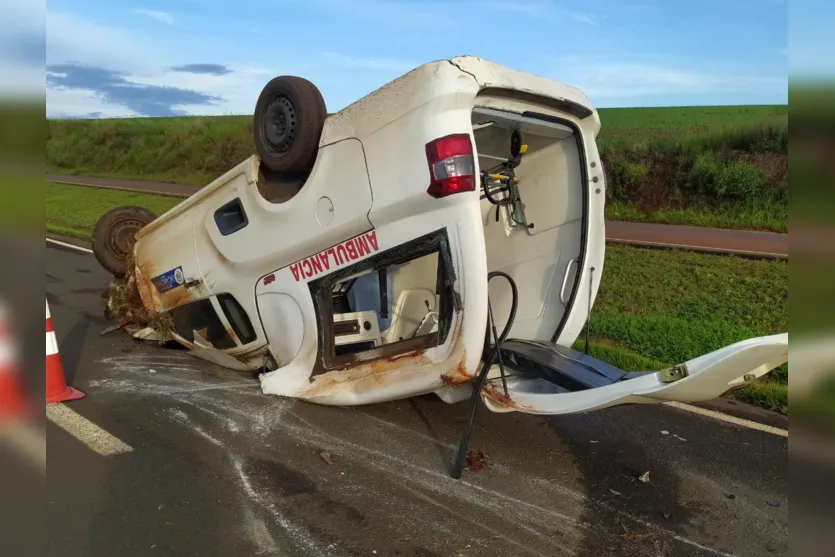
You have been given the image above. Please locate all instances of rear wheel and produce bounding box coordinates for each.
[253,75,327,174]
[91,206,157,277]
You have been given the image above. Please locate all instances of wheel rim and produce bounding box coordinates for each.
[108,218,145,260]
[263,94,297,155]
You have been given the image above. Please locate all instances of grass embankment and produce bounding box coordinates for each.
[46,182,179,239]
[46,105,788,232]
[601,106,788,233]
[1,103,43,236]
[46,182,788,413]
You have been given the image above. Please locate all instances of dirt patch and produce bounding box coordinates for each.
[106,250,174,342]
[464,449,489,471]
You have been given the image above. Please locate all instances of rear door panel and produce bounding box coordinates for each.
[480,333,788,415]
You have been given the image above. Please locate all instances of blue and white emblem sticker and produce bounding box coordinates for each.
[151,266,186,293]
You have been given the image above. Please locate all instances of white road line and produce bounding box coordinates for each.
[664,401,788,438]
[46,237,93,254]
[46,403,134,456]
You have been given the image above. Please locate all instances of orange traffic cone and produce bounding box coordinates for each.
[0,302,31,419]
[46,300,85,404]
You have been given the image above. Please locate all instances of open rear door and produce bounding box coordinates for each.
[479,333,788,415]
[471,101,605,348]
[467,98,788,416]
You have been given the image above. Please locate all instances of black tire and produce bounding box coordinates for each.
[253,75,327,174]
[91,206,158,277]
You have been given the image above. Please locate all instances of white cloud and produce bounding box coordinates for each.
[47,87,140,119]
[0,0,44,96]
[126,66,281,115]
[47,11,161,73]
[0,62,44,98]
[567,11,598,25]
[45,9,370,116]
[131,9,174,25]
[558,61,786,100]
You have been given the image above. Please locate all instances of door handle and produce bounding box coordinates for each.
[214,198,248,236]
[559,257,580,305]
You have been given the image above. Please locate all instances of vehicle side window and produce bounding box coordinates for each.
[169,298,237,349]
[217,293,258,345]
[309,228,458,374]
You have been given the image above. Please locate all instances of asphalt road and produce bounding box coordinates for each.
[46,174,789,260]
[46,242,789,557]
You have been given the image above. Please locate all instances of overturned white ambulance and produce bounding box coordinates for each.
[92,56,788,422]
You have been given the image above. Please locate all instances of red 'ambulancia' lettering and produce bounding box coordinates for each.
[311,255,323,274]
[365,231,378,251]
[318,253,331,271]
[356,235,369,256]
[284,231,382,282]
[346,240,358,260]
[335,245,348,265]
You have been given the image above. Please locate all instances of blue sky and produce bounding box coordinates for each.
[35,0,792,117]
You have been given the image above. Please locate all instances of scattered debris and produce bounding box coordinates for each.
[190,330,253,371]
[127,326,164,342]
[621,529,662,547]
[661,430,687,441]
[638,471,651,483]
[609,488,622,496]
[100,324,123,336]
[464,449,489,471]
[622,531,641,543]
[320,451,333,466]
[105,256,174,343]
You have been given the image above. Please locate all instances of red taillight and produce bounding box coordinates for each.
[425,133,475,198]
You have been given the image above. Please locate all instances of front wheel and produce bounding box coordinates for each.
[91,206,158,277]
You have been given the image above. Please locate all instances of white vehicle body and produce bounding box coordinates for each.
[128,56,788,415]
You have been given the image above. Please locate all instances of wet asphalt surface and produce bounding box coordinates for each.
[45,242,789,557]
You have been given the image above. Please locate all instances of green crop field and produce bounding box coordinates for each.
[46,104,788,232]
[46,181,180,239]
[596,105,787,149]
